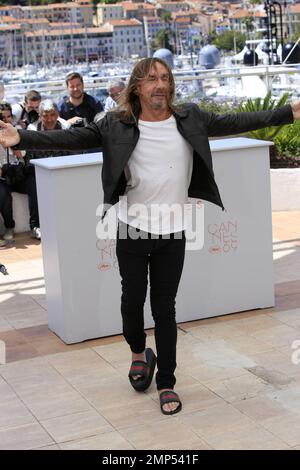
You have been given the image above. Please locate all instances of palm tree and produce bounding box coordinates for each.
[153,12,175,51]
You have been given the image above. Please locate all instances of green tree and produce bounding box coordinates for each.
[98,0,118,4]
[162,12,172,25]
[237,92,290,141]
[213,30,246,52]
[27,0,58,4]
[152,29,174,52]
[291,23,300,42]
[248,0,261,5]
[242,15,255,34]
[152,10,175,51]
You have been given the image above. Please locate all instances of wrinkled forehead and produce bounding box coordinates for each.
[145,62,170,79]
[41,110,58,117]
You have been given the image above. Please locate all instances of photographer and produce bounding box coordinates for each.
[104,80,125,113]
[23,99,71,240]
[58,72,103,125]
[0,103,25,244]
[12,90,41,129]
[27,99,70,158]
[27,99,69,132]
[0,101,40,240]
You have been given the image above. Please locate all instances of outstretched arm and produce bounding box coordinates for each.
[203,103,296,138]
[0,120,102,151]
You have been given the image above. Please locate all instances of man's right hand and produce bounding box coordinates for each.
[0,120,21,148]
[67,116,82,125]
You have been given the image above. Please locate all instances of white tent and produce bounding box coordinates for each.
[233,42,269,63]
[232,46,249,62]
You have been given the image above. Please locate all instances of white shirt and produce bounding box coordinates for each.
[27,117,69,131]
[104,96,117,113]
[118,115,193,234]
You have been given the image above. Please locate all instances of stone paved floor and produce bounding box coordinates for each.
[0,212,300,450]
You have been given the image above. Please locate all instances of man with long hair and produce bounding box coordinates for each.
[0,58,299,415]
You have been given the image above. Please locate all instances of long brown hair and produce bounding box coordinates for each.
[117,58,176,121]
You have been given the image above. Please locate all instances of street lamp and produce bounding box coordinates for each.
[188,26,193,68]
[264,0,284,64]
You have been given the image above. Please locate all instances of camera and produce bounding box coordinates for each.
[23,110,39,127]
[70,118,86,128]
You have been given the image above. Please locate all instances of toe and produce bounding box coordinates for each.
[162,402,179,413]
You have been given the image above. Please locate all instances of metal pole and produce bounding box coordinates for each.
[265,0,273,65]
[273,2,284,61]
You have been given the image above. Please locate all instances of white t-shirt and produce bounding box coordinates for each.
[118,115,193,234]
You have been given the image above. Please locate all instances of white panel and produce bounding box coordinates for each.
[33,139,274,344]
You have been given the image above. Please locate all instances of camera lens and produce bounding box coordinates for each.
[27,110,39,124]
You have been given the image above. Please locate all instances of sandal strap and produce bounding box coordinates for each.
[159,391,180,405]
[128,360,149,378]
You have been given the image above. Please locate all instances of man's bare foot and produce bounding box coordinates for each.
[159,389,181,414]
[131,351,146,380]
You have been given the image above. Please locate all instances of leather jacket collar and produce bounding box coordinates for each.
[119,105,189,126]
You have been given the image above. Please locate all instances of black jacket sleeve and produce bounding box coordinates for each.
[16,121,102,151]
[202,105,294,137]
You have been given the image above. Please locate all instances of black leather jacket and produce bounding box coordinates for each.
[17,103,294,211]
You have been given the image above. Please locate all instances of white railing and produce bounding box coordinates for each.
[3,62,300,103]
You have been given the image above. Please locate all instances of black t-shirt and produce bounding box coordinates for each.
[58,92,103,123]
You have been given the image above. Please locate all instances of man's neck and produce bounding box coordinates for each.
[139,107,172,122]
[69,94,84,107]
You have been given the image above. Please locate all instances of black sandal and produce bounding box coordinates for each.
[159,390,182,415]
[128,348,157,392]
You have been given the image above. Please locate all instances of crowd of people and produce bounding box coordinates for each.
[0,73,125,246]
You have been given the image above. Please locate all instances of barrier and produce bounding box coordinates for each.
[33,138,274,344]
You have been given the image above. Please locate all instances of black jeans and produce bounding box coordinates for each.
[0,180,14,229]
[116,223,186,390]
[10,174,39,230]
